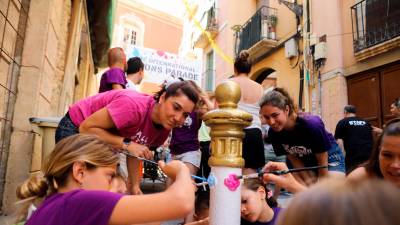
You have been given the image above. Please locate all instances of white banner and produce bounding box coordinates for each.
[125,45,202,86]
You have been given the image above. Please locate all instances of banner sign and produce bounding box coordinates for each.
[125,45,202,86]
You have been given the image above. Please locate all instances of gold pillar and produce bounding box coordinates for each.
[203,81,252,168]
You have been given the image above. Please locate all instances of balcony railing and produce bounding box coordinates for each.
[236,6,278,55]
[351,0,400,53]
[194,5,218,48]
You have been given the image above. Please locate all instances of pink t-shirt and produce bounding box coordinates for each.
[69,89,169,147]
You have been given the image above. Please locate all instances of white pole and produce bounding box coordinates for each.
[209,167,241,225]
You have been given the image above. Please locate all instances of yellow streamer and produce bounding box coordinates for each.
[182,0,234,64]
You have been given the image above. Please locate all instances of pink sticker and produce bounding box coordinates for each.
[224,174,240,191]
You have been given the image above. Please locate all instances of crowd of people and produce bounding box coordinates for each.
[14,48,400,225]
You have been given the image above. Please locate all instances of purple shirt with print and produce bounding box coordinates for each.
[170,112,201,155]
[99,67,127,93]
[241,207,282,225]
[26,190,123,225]
[267,113,337,167]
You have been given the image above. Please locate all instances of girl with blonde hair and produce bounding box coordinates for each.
[17,134,195,225]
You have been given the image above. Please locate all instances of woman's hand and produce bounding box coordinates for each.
[262,162,307,194]
[127,142,154,159]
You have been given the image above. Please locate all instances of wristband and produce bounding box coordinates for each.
[122,137,132,151]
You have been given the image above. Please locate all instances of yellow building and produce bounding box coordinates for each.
[0,0,115,215]
[182,0,300,101]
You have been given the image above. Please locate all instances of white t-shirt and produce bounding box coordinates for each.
[126,79,137,91]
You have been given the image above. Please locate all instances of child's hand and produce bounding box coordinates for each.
[262,162,307,193]
[185,217,210,225]
[158,160,189,180]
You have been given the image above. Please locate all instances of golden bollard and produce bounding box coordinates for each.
[202,80,252,225]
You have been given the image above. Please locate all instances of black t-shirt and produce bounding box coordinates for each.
[334,116,373,169]
[266,114,336,167]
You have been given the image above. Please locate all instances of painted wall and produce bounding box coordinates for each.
[213,0,258,84]
[252,47,300,104]
[113,0,183,54]
[311,0,344,73]
[307,0,346,132]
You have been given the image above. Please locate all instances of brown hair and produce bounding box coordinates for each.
[234,51,252,74]
[259,88,297,116]
[15,134,119,222]
[365,120,400,178]
[154,80,201,106]
[243,178,277,208]
[277,179,400,225]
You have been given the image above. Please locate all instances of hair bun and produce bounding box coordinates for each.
[16,176,48,200]
[239,51,249,61]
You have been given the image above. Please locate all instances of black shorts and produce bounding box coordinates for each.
[242,128,265,169]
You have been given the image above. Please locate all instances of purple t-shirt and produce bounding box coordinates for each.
[69,89,170,147]
[99,67,127,93]
[267,113,337,166]
[170,112,201,155]
[241,207,282,225]
[26,190,123,225]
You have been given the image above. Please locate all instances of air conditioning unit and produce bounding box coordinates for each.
[285,38,298,58]
[314,42,327,60]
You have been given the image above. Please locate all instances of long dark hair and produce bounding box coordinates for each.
[154,80,200,105]
[243,178,277,208]
[365,120,400,178]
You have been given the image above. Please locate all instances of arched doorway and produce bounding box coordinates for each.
[254,68,277,91]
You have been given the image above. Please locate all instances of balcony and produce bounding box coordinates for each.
[236,6,278,60]
[194,6,218,48]
[351,0,400,61]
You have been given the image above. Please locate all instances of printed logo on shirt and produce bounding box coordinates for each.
[131,131,149,145]
[283,144,312,157]
[183,116,193,128]
[348,120,366,126]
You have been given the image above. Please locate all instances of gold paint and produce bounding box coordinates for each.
[203,81,252,168]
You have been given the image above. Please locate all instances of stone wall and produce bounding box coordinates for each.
[2,0,96,213]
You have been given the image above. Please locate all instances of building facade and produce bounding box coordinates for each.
[112,0,183,53]
[110,0,183,93]
[184,0,400,132]
[0,0,113,215]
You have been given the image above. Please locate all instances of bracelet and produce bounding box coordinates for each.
[122,137,132,151]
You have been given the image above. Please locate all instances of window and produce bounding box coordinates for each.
[123,27,137,45]
[205,50,215,91]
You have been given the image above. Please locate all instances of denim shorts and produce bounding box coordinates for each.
[327,143,346,173]
[55,112,79,143]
